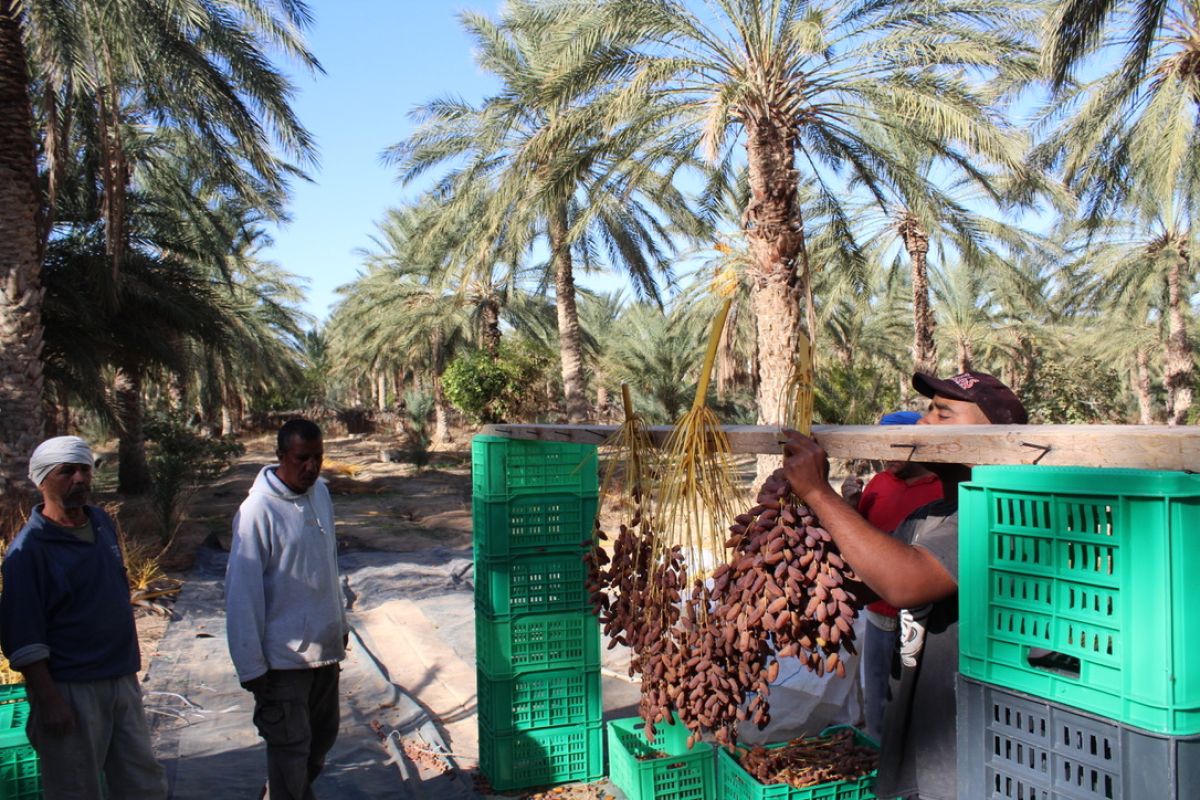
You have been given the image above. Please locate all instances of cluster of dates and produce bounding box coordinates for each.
[587,469,862,747]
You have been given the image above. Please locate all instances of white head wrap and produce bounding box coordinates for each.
[29,436,94,487]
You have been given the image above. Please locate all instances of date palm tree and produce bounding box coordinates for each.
[564,0,1036,428]
[0,1,46,493]
[0,0,319,492]
[1034,1,1200,423]
[1061,198,1196,423]
[850,124,1050,376]
[328,202,555,443]
[388,1,704,423]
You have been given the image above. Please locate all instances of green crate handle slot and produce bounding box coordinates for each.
[959,465,1200,735]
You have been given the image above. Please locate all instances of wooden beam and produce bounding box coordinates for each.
[479,424,1200,472]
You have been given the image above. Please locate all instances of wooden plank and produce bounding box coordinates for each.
[478,424,1200,471]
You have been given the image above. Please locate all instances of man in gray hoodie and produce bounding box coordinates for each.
[226,418,348,800]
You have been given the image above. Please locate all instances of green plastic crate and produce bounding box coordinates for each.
[477,667,602,733]
[475,552,591,616]
[472,436,599,501]
[608,716,715,800]
[472,494,599,559]
[475,609,601,679]
[477,720,605,792]
[716,727,878,800]
[959,466,1200,734]
[0,702,27,749]
[0,688,24,706]
[0,743,40,800]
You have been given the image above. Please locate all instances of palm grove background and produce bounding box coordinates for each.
[1,0,1197,498]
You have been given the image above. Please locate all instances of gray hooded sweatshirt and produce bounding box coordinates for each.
[225,466,347,682]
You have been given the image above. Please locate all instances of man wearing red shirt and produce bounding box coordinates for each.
[843,411,942,741]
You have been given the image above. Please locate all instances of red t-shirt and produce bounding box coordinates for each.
[856,471,943,616]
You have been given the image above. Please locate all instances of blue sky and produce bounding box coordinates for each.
[261,2,502,323]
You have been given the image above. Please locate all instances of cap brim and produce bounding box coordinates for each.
[912,373,974,403]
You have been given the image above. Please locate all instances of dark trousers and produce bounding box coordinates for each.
[251,665,340,800]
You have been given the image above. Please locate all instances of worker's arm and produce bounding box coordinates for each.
[781,430,957,609]
[19,660,75,736]
[0,546,73,736]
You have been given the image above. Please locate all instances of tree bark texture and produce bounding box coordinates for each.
[1163,246,1194,426]
[550,204,589,423]
[482,295,502,356]
[0,3,46,494]
[1134,346,1154,425]
[595,380,610,421]
[956,340,974,373]
[744,116,806,485]
[375,371,387,412]
[900,214,938,375]
[114,366,151,493]
[431,330,452,445]
[433,376,452,446]
[222,386,243,436]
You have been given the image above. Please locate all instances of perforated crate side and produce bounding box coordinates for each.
[0,702,28,750]
[477,720,605,792]
[475,551,592,616]
[0,687,24,706]
[957,676,1200,800]
[472,495,599,559]
[477,667,602,733]
[608,716,715,800]
[0,743,41,800]
[715,726,879,800]
[471,436,599,500]
[958,466,1200,735]
[475,609,601,679]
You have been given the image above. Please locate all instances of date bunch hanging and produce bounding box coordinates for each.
[633,467,864,747]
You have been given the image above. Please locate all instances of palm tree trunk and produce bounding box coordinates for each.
[168,364,190,411]
[482,295,502,357]
[550,203,588,423]
[0,2,46,494]
[221,386,243,436]
[901,217,938,374]
[375,371,388,411]
[114,366,151,493]
[596,379,610,421]
[956,339,973,373]
[1133,346,1154,424]
[1010,330,1038,396]
[744,116,806,484]
[432,376,452,446]
[717,303,739,398]
[430,330,452,445]
[1163,246,1194,426]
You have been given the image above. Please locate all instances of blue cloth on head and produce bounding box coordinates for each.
[880,410,922,425]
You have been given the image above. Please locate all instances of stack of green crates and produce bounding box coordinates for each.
[0,684,41,800]
[957,465,1200,799]
[472,436,605,792]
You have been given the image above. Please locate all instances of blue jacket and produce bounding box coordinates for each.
[0,505,140,682]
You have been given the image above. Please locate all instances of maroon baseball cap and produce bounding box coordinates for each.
[912,371,1028,424]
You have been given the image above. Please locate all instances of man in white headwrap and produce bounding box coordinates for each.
[0,436,166,800]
